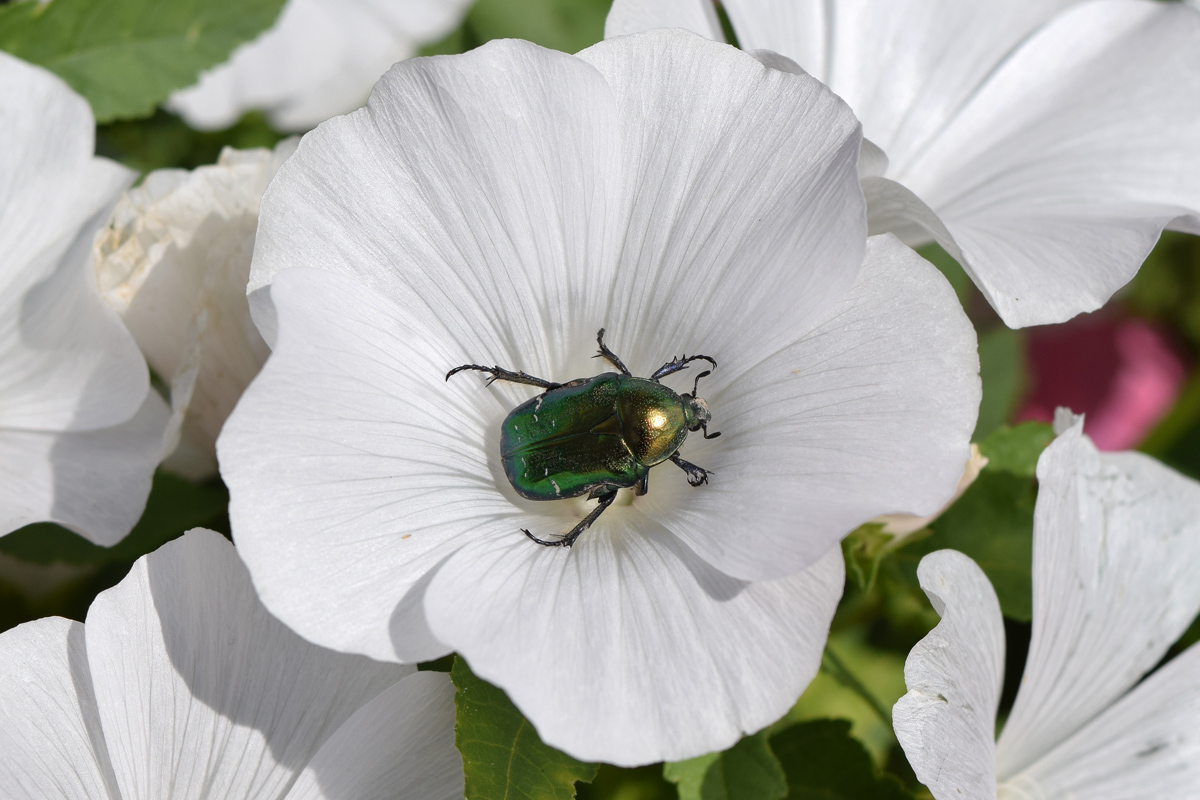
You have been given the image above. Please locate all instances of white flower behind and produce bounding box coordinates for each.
[606,0,1200,328]
[95,140,295,479]
[0,529,464,800]
[218,30,980,765]
[894,411,1200,799]
[168,0,472,131]
[0,52,167,544]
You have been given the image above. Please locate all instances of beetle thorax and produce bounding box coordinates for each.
[617,378,689,467]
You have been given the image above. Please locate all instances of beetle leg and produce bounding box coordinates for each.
[670,453,713,487]
[445,364,560,390]
[649,354,717,382]
[593,328,632,376]
[522,489,618,548]
[634,471,649,496]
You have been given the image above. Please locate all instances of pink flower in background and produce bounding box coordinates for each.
[1019,312,1187,450]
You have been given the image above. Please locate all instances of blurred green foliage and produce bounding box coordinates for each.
[0,0,286,121]
[664,732,786,800]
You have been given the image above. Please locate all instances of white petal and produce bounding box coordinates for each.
[283,672,463,800]
[0,52,145,432]
[893,550,1005,800]
[424,521,844,766]
[577,29,866,373]
[635,235,978,581]
[995,419,1200,778]
[604,0,723,41]
[0,390,168,544]
[95,142,290,477]
[1003,643,1200,799]
[168,0,470,131]
[0,618,118,800]
[248,37,625,364]
[85,529,411,800]
[900,0,1200,327]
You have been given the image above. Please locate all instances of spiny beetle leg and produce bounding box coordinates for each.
[670,452,712,486]
[523,489,619,547]
[445,364,560,390]
[650,353,717,382]
[592,328,632,376]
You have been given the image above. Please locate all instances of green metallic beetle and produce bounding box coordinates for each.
[447,329,720,547]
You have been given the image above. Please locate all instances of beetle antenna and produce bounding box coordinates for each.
[690,370,711,397]
[700,422,721,440]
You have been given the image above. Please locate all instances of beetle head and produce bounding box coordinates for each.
[682,394,720,440]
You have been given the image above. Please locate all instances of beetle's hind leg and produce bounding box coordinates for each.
[445,364,560,390]
[670,453,713,487]
[523,489,618,548]
[650,353,717,382]
[593,328,632,376]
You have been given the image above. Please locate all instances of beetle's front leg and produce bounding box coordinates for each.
[670,453,712,487]
[522,489,618,547]
[445,364,560,390]
[593,328,632,376]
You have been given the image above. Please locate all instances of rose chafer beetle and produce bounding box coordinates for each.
[447,329,720,547]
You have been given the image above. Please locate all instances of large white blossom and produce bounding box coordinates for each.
[0,528,464,800]
[168,0,472,131]
[606,0,1200,328]
[0,52,167,544]
[218,30,980,765]
[894,411,1200,799]
[94,141,295,479]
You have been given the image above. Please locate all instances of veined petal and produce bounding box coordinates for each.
[0,390,168,544]
[994,418,1200,779]
[85,530,410,800]
[901,0,1200,327]
[0,618,118,800]
[283,672,463,800]
[248,37,625,370]
[578,29,866,372]
[168,0,470,131]
[1003,642,1200,799]
[605,0,723,41]
[222,268,531,663]
[0,52,145,432]
[893,550,1005,800]
[635,235,978,581]
[425,519,844,766]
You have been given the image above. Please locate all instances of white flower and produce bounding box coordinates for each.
[218,30,980,765]
[606,0,1200,328]
[94,141,296,479]
[168,0,472,131]
[893,410,1200,799]
[0,529,464,800]
[0,52,168,544]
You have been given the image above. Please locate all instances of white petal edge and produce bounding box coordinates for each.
[893,550,1005,800]
[0,52,145,431]
[425,521,845,765]
[283,672,464,800]
[635,234,979,581]
[994,418,1200,778]
[604,0,723,41]
[898,0,1200,327]
[0,389,168,544]
[85,529,411,800]
[0,617,118,800]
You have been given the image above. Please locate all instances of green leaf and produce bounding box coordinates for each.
[0,470,228,565]
[976,422,1054,479]
[898,470,1035,621]
[467,0,611,53]
[452,657,598,800]
[0,0,287,121]
[916,243,972,308]
[769,719,914,800]
[975,327,1027,440]
[96,108,284,174]
[663,731,787,800]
